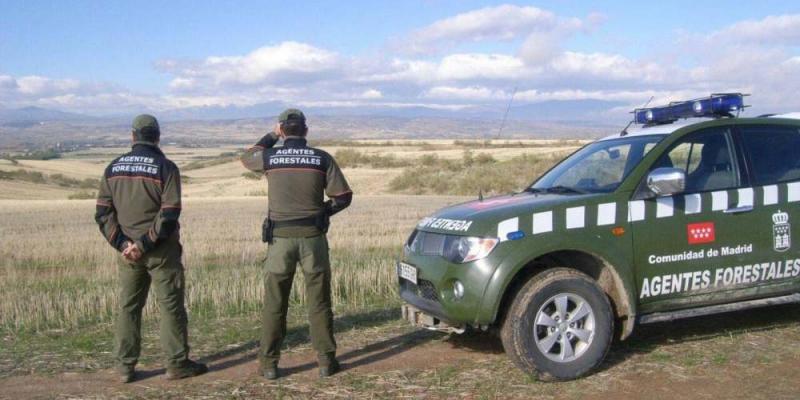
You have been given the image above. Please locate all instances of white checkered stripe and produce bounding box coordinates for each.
[496,182,798,237]
[497,217,519,242]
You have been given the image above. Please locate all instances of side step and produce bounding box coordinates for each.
[639,293,800,325]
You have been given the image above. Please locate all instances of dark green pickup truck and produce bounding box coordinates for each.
[398,94,800,380]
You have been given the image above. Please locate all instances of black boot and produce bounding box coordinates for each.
[166,360,209,380]
[262,365,280,380]
[319,359,340,378]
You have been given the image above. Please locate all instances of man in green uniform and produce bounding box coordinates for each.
[95,114,208,383]
[241,109,353,379]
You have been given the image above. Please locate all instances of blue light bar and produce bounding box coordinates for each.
[633,93,747,125]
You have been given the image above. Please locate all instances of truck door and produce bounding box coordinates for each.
[631,126,768,312]
[733,123,800,295]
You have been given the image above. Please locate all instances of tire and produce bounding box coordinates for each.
[500,268,613,381]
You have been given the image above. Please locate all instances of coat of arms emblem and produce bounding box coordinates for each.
[773,210,791,252]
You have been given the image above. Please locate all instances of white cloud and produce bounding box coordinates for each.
[549,52,669,83]
[0,75,82,97]
[518,32,561,66]
[163,41,340,89]
[3,9,800,119]
[298,99,471,111]
[423,86,506,101]
[359,89,383,99]
[423,86,707,106]
[168,77,195,90]
[357,53,533,85]
[400,4,592,55]
[714,14,800,45]
[437,53,532,81]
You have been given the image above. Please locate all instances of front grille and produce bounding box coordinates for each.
[417,279,439,302]
[400,278,440,303]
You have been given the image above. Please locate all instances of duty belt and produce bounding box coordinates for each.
[271,215,319,228]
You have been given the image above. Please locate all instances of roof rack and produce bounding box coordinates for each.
[633,93,749,126]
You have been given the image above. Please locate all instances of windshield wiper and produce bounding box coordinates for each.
[543,185,587,194]
[523,187,546,194]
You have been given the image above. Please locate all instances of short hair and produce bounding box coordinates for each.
[281,120,308,137]
[134,126,160,142]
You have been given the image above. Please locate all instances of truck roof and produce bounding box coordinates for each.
[599,112,800,142]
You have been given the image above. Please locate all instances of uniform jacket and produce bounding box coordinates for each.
[241,133,352,236]
[95,142,181,253]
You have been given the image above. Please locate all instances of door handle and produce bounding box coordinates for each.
[723,205,753,214]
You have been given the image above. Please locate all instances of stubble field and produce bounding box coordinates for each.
[1,139,799,399]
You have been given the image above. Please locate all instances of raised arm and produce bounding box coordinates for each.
[240,131,280,172]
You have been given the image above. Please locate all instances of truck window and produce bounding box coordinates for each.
[651,128,739,193]
[532,135,664,194]
[739,125,800,184]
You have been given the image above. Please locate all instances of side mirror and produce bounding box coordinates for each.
[647,167,686,197]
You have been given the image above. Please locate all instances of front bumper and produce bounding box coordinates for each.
[396,248,501,326]
[401,303,465,334]
[398,275,453,324]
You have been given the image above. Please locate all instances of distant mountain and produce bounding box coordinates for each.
[158,101,286,121]
[156,99,628,124]
[0,106,93,126]
[507,99,628,123]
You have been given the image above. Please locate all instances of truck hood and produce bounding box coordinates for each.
[416,192,599,237]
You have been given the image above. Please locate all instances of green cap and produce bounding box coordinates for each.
[278,108,305,123]
[132,114,160,142]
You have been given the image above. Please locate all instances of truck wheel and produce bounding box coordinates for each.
[501,268,613,381]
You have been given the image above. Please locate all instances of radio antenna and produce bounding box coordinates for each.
[495,86,517,140]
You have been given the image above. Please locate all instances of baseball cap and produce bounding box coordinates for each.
[132,114,161,142]
[278,108,306,123]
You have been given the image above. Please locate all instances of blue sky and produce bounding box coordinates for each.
[1,1,799,116]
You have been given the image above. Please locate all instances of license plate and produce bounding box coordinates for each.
[397,262,418,284]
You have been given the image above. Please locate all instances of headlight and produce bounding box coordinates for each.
[406,230,419,252]
[443,236,499,263]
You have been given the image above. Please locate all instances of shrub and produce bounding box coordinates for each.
[389,153,562,196]
[242,171,263,180]
[334,149,411,169]
[0,169,46,184]
[68,191,96,200]
[474,152,495,165]
[16,149,61,160]
[78,178,100,189]
[182,153,240,171]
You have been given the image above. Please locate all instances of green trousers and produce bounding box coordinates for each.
[260,234,336,368]
[114,238,190,369]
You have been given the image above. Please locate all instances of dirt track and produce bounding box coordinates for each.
[3,310,800,400]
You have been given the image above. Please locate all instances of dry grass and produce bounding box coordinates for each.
[0,140,577,330]
[0,195,465,333]
[0,140,580,199]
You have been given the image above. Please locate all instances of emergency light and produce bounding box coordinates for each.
[633,93,747,125]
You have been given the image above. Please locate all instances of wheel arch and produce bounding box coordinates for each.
[491,249,637,340]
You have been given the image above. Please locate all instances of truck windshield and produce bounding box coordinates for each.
[531,135,666,194]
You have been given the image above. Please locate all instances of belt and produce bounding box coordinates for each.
[272,215,319,228]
